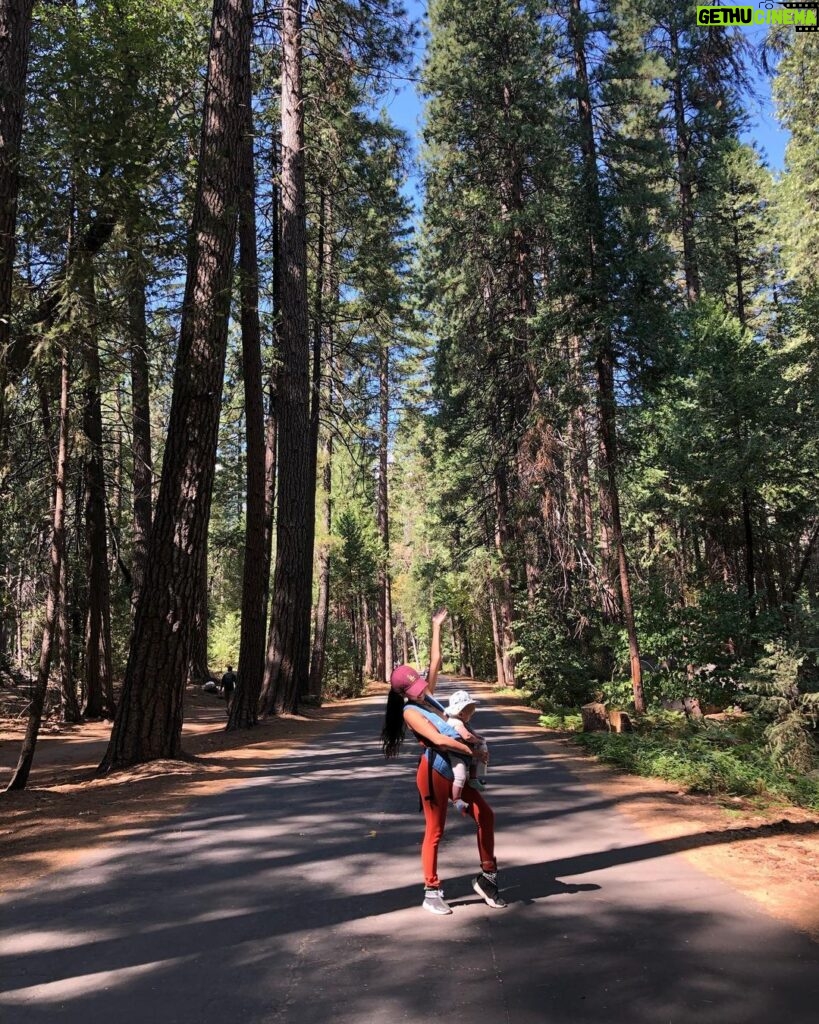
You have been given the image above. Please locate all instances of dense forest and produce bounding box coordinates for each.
[0,1,817,791]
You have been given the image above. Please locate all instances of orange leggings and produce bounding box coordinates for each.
[416,757,497,889]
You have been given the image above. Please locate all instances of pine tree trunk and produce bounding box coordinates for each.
[263,132,281,606]
[259,0,313,717]
[80,265,115,719]
[229,62,267,731]
[488,591,505,687]
[127,245,152,612]
[596,350,645,711]
[595,434,620,621]
[112,382,123,558]
[6,347,69,791]
[362,593,374,679]
[376,341,393,680]
[309,434,332,700]
[188,549,214,684]
[0,0,34,436]
[493,469,517,687]
[100,0,251,771]
[568,335,595,557]
[569,0,644,712]
[307,197,335,702]
[58,551,80,723]
[668,18,700,305]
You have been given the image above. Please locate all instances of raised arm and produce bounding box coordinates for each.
[426,607,448,695]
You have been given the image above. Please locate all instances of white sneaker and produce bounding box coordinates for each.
[422,888,453,915]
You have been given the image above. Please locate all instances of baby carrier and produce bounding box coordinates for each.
[407,696,466,809]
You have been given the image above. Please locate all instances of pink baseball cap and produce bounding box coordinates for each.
[389,664,427,699]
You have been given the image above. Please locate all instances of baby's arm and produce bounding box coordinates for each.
[448,717,474,741]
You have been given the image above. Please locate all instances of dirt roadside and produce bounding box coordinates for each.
[487,691,819,943]
[1,682,817,945]
[0,686,366,897]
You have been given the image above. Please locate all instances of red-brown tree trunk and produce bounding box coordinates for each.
[493,469,517,687]
[100,0,251,770]
[6,347,70,790]
[230,75,267,730]
[488,591,505,687]
[127,245,153,612]
[569,0,644,712]
[307,196,335,702]
[0,0,34,438]
[362,594,374,680]
[668,18,700,306]
[375,341,393,681]
[58,549,80,723]
[80,266,114,719]
[260,0,313,716]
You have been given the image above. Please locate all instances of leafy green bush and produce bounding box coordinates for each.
[511,602,599,707]
[208,610,240,672]
[323,618,365,699]
[740,640,819,772]
[575,718,819,810]
[603,584,747,710]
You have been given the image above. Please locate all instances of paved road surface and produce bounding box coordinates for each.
[1,684,817,1023]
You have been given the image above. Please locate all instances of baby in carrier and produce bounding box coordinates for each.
[444,689,488,814]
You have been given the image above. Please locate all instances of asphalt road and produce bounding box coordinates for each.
[1,683,818,1023]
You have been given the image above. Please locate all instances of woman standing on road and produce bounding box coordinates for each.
[381,608,507,915]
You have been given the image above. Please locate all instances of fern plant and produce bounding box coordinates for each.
[742,642,819,772]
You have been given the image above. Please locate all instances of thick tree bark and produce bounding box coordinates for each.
[493,469,517,687]
[229,82,267,731]
[100,0,251,771]
[308,432,332,699]
[566,336,594,562]
[5,347,69,791]
[112,383,123,551]
[375,341,393,681]
[80,267,115,719]
[307,196,335,702]
[58,550,80,723]
[263,131,281,606]
[127,246,153,612]
[188,549,215,685]
[361,594,374,679]
[0,0,34,407]
[0,1,35,684]
[488,591,506,687]
[596,351,645,711]
[259,0,313,716]
[569,0,644,712]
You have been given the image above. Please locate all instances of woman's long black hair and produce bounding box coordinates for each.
[381,689,406,758]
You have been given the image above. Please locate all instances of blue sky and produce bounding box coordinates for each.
[381,1,789,207]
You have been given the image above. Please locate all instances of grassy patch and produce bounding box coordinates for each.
[538,709,583,732]
[574,719,819,811]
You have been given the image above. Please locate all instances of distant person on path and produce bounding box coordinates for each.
[221,665,236,714]
[445,689,488,811]
[381,608,506,915]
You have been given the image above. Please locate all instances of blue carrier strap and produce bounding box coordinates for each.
[405,701,462,808]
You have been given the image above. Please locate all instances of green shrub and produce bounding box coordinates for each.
[322,618,365,699]
[740,639,819,772]
[511,602,599,707]
[208,610,240,671]
[576,719,819,810]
